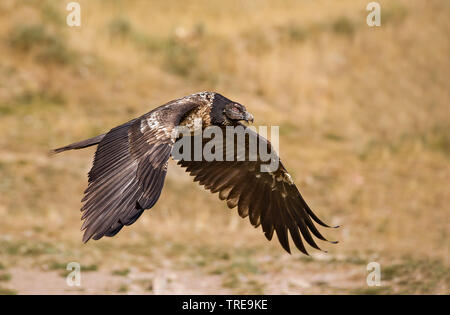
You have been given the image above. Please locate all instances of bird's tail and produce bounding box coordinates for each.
[52,134,106,154]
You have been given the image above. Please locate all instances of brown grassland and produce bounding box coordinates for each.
[0,0,448,294]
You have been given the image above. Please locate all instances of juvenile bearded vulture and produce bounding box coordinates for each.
[53,92,337,254]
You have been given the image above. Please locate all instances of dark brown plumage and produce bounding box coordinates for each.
[53,92,337,254]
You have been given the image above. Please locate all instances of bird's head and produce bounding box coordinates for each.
[224,102,254,124]
[209,92,254,125]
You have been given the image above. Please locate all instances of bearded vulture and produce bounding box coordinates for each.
[53,92,337,254]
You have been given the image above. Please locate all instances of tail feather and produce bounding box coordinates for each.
[52,134,106,154]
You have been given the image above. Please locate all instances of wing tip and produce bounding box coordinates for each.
[81,228,93,243]
[316,221,340,229]
[49,148,61,156]
[283,246,292,255]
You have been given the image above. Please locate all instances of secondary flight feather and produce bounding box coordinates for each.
[53,92,337,254]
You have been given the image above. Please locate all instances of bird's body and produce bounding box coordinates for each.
[53,92,336,254]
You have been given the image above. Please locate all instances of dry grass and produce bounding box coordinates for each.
[0,0,448,294]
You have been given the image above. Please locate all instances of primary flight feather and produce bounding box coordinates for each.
[53,92,337,254]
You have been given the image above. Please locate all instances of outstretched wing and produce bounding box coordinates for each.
[81,99,201,242]
[174,125,337,254]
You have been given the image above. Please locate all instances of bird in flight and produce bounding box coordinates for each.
[53,92,337,254]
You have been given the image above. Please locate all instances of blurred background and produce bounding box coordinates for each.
[0,0,448,294]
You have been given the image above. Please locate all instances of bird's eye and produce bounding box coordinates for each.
[232,106,240,112]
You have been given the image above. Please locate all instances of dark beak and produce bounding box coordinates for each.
[244,111,254,123]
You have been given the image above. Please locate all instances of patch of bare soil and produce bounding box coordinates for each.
[5,261,364,295]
